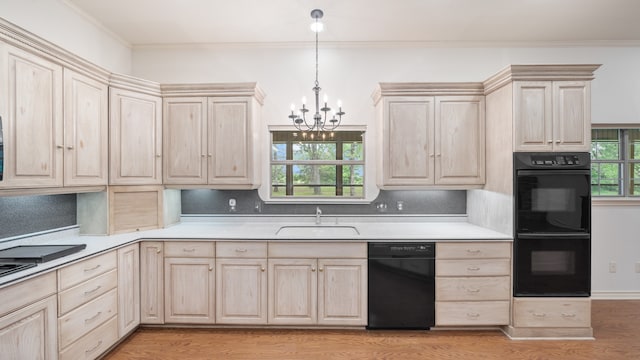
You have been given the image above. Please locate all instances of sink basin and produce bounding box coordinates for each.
[276,225,360,237]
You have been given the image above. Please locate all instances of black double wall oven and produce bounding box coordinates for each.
[513,152,591,297]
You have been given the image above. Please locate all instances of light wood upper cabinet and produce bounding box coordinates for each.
[63,69,108,186]
[109,87,162,185]
[140,242,164,324]
[0,43,63,188]
[381,97,435,186]
[435,96,485,185]
[117,244,140,337]
[513,81,590,152]
[208,97,253,185]
[163,97,207,184]
[376,91,485,188]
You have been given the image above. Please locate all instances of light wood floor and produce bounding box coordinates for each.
[104,300,640,360]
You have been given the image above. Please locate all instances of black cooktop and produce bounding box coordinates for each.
[0,244,86,263]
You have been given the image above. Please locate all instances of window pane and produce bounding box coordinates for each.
[342,142,364,161]
[292,142,336,161]
[591,162,621,196]
[271,143,286,161]
[342,165,364,185]
[293,186,338,197]
[293,165,336,186]
[629,129,640,160]
[629,162,640,196]
[591,129,619,160]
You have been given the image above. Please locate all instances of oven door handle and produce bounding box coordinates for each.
[517,170,590,176]
[517,233,590,240]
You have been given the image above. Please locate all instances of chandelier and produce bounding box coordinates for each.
[288,9,345,133]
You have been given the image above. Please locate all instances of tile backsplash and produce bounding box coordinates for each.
[0,194,77,240]
[181,190,466,215]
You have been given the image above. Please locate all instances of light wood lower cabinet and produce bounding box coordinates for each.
[164,256,215,324]
[59,316,118,360]
[216,258,268,324]
[268,242,367,326]
[509,298,593,338]
[117,243,140,337]
[0,295,58,360]
[140,242,164,324]
[435,242,511,327]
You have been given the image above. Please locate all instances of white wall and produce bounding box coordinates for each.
[0,0,132,74]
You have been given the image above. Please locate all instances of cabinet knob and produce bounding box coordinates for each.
[319,267,324,272]
[201,154,206,158]
[67,146,74,150]
[209,267,213,271]
[156,249,161,254]
[547,140,553,143]
[156,154,162,158]
[311,267,316,272]
[56,145,64,149]
[208,154,212,157]
[261,267,265,272]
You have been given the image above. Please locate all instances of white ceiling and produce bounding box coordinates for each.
[65,0,640,46]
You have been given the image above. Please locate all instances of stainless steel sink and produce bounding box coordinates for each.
[275,225,360,237]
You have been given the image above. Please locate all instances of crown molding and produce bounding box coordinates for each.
[372,82,485,104]
[483,64,602,95]
[109,73,162,96]
[161,83,266,104]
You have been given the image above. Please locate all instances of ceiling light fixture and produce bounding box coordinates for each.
[288,9,344,134]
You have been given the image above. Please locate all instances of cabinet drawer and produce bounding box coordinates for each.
[58,251,117,290]
[164,241,215,258]
[216,241,267,258]
[436,259,510,276]
[59,288,117,350]
[436,301,510,326]
[436,276,510,301]
[0,271,56,317]
[513,298,591,328]
[58,269,117,315]
[59,315,118,360]
[437,242,511,259]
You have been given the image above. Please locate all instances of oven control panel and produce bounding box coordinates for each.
[530,154,581,166]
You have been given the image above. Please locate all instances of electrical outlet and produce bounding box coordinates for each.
[609,261,617,273]
[635,262,640,273]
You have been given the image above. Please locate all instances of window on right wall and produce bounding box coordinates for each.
[591,128,640,197]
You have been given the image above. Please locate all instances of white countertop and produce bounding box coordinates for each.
[0,215,511,287]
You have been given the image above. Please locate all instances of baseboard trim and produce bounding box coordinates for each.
[591,291,640,300]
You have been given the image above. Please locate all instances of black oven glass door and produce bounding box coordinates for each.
[514,237,590,297]
[516,170,590,235]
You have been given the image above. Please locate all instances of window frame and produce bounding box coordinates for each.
[591,126,640,200]
[269,129,366,199]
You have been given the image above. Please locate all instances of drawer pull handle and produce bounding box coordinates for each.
[84,311,102,323]
[466,288,480,293]
[533,312,546,318]
[466,249,481,255]
[467,266,480,271]
[235,248,248,252]
[85,340,103,354]
[561,313,576,318]
[466,313,480,319]
[84,264,101,273]
[84,285,101,296]
[183,248,196,252]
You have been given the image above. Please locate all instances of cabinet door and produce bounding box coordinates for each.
[109,87,162,185]
[117,243,140,337]
[164,257,215,324]
[163,97,207,184]
[216,258,267,324]
[0,44,63,188]
[435,96,485,185]
[0,295,58,360]
[513,81,553,151]
[317,259,367,326]
[207,97,254,186]
[552,81,591,151]
[381,97,435,187]
[63,69,108,186]
[140,242,164,324]
[268,258,317,325]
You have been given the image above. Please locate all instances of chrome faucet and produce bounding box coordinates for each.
[315,207,322,225]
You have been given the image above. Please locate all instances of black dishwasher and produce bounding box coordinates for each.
[367,242,435,329]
